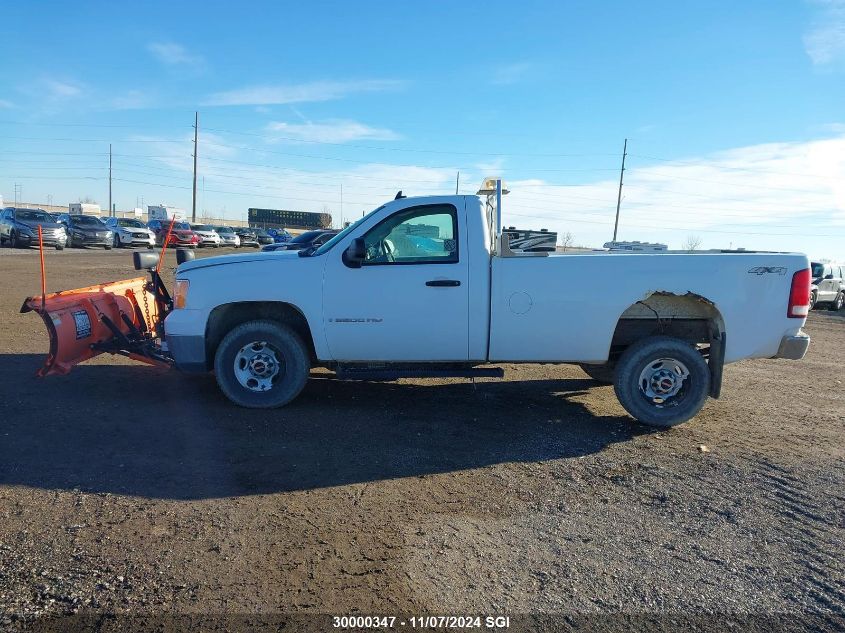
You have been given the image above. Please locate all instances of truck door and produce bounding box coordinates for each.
[819,265,835,301]
[322,202,470,361]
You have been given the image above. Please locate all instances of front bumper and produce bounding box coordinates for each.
[72,234,111,246]
[19,233,67,246]
[166,334,207,373]
[119,232,155,246]
[774,331,810,360]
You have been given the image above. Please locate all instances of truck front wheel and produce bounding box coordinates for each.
[613,336,710,428]
[214,320,310,408]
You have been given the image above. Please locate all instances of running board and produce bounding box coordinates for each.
[335,366,505,381]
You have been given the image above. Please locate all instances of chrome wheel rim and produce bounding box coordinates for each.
[233,341,283,392]
[638,357,690,408]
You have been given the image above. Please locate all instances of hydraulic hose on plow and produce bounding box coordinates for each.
[20,236,175,376]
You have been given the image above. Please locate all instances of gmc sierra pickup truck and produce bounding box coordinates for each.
[163,183,811,427]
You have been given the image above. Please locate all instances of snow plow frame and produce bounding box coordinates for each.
[20,251,178,377]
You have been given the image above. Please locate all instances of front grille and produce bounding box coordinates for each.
[131,233,147,238]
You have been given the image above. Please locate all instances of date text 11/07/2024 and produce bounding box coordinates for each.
[332,615,511,629]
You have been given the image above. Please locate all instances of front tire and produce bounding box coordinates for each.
[809,291,817,311]
[613,336,710,428]
[214,320,310,408]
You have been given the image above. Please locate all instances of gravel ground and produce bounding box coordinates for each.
[0,247,843,632]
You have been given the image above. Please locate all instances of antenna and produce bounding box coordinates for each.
[612,138,627,242]
[191,111,199,223]
[455,171,460,194]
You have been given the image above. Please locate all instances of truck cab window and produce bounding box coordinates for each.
[362,204,458,265]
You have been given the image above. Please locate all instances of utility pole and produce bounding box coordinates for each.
[612,138,627,242]
[340,183,344,228]
[108,143,113,217]
[192,111,199,223]
[455,171,460,194]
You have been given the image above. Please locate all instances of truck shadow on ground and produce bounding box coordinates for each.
[0,355,649,500]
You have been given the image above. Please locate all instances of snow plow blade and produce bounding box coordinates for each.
[20,276,171,377]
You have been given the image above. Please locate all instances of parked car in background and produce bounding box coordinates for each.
[190,224,222,248]
[57,213,113,249]
[261,229,339,252]
[254,228,274,245]
[213,226,240,247]
[104,217,156,248]
[0,207,68,249]
[267,228,292,243]
[148,219,200,248]
[234,227,260,248]
[810,261,844,311]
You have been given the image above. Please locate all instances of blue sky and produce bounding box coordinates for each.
[1,0,843,257]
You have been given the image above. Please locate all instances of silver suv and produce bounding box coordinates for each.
[810,262,845,311]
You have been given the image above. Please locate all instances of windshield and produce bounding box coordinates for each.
[312,209,381,256]
[811,263,825,278]
[291,230,323,243]
[117,219,145,228]
[175,222,191,230]
[72,215,103,226]
[192,224,214,231]
[16,210,53,223]
[216,226,233,233]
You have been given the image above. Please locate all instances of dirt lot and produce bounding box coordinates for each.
[0,247,843,631]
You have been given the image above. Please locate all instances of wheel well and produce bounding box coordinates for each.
[205,301,316,369]
[608,292,725,362]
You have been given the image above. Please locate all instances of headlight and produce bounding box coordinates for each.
[173,279,190,309]
[19,226,35,237]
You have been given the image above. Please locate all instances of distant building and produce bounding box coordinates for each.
[69,202,101,216]
[248,208,332,230]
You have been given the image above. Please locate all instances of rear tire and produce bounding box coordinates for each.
[614,336,710,428]
[214,320,310,408]
[830,292,844,311]
[809,291,817,311]
[579,363,616,384]
[105,245,113,250]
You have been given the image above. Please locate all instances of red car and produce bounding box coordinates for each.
[148,220,200,248]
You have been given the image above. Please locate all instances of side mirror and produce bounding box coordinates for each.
[133,251,158,270]
[342,238,366,268]
[825,273,834,280]
[176,248,195,265]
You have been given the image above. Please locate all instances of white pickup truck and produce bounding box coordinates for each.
[164,183,811,427]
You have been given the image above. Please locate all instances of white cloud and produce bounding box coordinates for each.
[265,120,400,144]
[147,42,204,67]
[0,99,14,109]
[491,62,533,85]
[43,79,82,99]
[502,134,845,256]
[203,79,404,106]
[804,0,845,65]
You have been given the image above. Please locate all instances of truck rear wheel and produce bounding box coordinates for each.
[214,320,310,408]
[613,336,710,428]
[578,363,615,384]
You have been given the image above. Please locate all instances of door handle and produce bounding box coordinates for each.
[426,279,461,287]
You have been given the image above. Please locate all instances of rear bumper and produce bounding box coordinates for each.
[774,331,810,360]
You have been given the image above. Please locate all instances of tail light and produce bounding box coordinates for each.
[788,268,811,318]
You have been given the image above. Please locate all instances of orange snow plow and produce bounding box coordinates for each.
[20,247,191,377]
